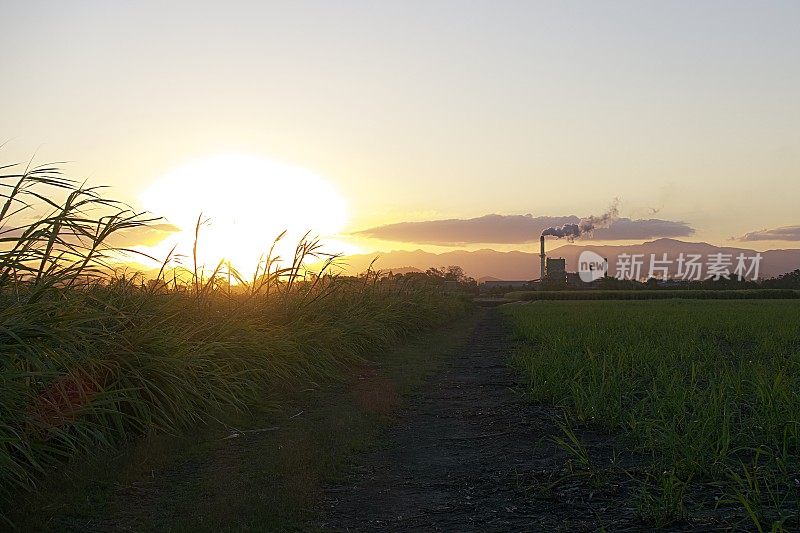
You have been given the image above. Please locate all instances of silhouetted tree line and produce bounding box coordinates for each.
[365,266,800,294]
[379,265,478,294]
[761,268,800,289]
[592,269,800,290]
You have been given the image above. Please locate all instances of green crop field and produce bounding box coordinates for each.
[504,300,800,529]
[506,289,800,301]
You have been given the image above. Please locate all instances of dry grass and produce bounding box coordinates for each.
[0,162,471,525]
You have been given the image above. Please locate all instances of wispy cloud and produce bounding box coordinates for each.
[0,222,180,249]
[106,223,181,246]
[737,225,800,241]
[354,214,694,245]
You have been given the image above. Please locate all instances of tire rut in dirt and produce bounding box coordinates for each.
[319,309,620,532]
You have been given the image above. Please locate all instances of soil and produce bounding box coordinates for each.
[316,309,735,532]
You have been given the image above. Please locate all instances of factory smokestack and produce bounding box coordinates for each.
[540,235,546,280]
[541,199,620,242]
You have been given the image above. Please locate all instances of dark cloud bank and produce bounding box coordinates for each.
[737,225,800,242]
[355,214,695,245]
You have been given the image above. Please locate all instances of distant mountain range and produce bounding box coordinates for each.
[339,239,800,280]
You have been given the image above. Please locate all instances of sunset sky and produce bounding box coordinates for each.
[3,1,799,268]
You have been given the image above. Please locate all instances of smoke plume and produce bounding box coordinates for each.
[541,223,581,239]
[541,200,620,241]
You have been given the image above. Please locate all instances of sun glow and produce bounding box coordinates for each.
[139,154,350,277]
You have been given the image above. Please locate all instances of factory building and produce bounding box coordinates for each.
[539,235,606,287]
[545,257,566,281]
[539,234,568,281]
[479,234,607,291]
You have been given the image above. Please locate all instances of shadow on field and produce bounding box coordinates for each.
[9,313,480,531]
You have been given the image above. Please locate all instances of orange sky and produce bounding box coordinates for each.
[2,1,799,270]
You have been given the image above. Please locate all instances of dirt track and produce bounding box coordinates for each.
[21,309,740,531]
[318,309,643,532]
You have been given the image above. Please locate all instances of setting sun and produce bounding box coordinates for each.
[139,153,348,275]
